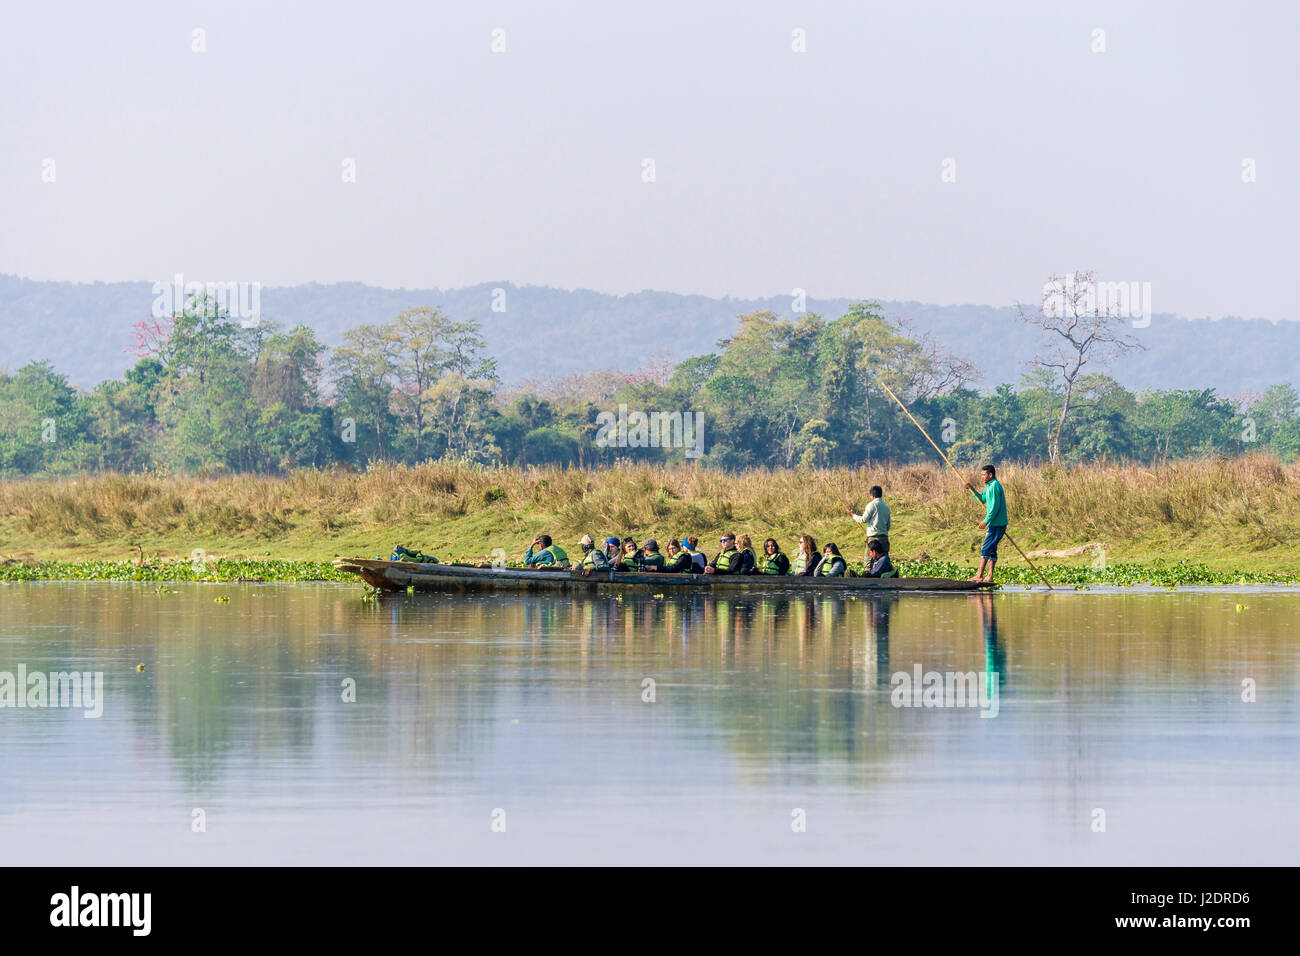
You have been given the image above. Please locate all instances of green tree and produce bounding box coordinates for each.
[331,323,399,461]
[0,361,88,474]
[1246,385,1300,461]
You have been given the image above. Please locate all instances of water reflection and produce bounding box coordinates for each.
[975,592,1006,697]
[1,582,1297,864]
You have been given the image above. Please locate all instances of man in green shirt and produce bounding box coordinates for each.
[965,464,1007,583]
[523,534,569,567]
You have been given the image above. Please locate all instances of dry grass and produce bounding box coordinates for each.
[2,456,1298,569]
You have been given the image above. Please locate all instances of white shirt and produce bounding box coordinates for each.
[852,498,891,537]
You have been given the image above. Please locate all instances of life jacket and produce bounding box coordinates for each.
[639,553,665,570]
[757,552,786,574]
[818,557,844,576]
[580,549,605,569]
[713,549,736,572]
[392,546,438,564]
[540,545,568,565]
[790,551,809,574]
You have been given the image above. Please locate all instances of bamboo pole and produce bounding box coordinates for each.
[877,381,1053,589]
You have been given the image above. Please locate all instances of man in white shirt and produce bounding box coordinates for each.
[847,485,890,562]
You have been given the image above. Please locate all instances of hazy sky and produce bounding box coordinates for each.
[1,0,1296,319]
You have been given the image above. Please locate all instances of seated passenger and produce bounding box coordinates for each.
[790,535,820,576]
[524,534,569,567]
[681,536,708,572]
[863,538,897,578]
[663,539,694,573]
[817,543,847,577]
[734,534,758,574]
[603,537,622,563]
[705,533,742,574]
[576,534,610,574]
[756,538,790,575]
[614,538,640,571]
[637,539,665,571]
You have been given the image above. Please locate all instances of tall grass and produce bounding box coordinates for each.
[2,456,1298,561]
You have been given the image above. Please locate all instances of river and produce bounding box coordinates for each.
[1,582,1296,864]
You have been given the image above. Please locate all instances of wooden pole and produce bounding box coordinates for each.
[877,381,1053,589]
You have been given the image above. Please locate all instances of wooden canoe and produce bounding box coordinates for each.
[332,557,997,594]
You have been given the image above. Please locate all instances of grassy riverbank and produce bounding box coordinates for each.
[2,457,1299,583]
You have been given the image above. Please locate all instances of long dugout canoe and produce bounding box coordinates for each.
[332,557,997,594]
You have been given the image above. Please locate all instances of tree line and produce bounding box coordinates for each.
[1,293,1297,476]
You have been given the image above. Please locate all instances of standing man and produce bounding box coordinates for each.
[965,464,1007,583]
[847,485,890,561]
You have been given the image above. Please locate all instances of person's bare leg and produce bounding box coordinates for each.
[969,558,987,582]
[983,559,996,583]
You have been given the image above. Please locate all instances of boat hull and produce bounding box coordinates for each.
[332,558,996,594]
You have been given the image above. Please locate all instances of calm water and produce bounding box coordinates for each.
[1,581,1297,865]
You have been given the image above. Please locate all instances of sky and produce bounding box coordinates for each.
[1,0,1296,319]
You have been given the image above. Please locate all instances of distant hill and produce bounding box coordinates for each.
[0,275,1294,395]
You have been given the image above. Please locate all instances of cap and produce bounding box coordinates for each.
[579,534,594,548]
[641,539,658,552]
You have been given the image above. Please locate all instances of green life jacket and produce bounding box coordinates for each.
[639,553,665,569]
[880,568,897,578]
[757,552,786,574]
[580,549,605,569]
[713,548,736,572]
[818,557,844,576]
[540,545,568,565]
[790,552,809,575]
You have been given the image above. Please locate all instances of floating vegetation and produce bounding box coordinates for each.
[888,558,1299,587]
[0,559,351,584]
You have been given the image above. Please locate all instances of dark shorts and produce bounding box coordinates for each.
[981,525,1007,560]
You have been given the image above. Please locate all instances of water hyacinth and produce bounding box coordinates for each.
[0,559,352,583]
[886,558,1297,587]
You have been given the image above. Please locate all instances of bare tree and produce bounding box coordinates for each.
[1020,270,1145,463]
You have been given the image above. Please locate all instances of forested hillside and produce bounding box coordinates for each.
[1,275,1295,394]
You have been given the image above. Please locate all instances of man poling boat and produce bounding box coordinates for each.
[876,381,1053,590]
[847,485,890,564]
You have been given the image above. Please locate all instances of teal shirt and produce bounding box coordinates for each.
[976,479,1007,527]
